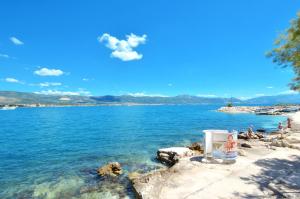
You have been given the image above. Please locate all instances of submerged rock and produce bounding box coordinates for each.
[157,147,194,166]
[97,162,122,177]
[128,172,141,181]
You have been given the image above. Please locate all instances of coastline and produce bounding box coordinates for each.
[0,103,222,109]
[0,103,167,108]
[1,104,298,198]
[130,111,300,199]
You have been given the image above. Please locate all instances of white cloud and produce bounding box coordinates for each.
[266,86,273,89]
[10,37,24,45]
[98,33,147,61]
[34,89,91,96]
[5,77,21,83]
[0,53,9,58]
[278,90,298,95]
[168,83,173,87]
[82,78,94,81]
[197,94,217,98]
[127,92,168,97]
[35,90,80,96]
[34,67,64,76]
[39,82,62,87]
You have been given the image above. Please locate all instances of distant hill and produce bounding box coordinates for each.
[244,94,300,105]
[0,91,299,105]
[0,91,95,105]
[91,95,241,105]
[0,91,240,105]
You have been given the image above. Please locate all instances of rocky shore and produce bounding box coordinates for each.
[218,105,300,115]
[130,112,300,199]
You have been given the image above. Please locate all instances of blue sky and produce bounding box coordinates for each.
[0,0,299,99]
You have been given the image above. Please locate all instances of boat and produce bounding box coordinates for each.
[1,106,17,110]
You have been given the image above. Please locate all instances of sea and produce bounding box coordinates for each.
[0,105,286,199]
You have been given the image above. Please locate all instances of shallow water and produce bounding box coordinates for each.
[0,105,285,198]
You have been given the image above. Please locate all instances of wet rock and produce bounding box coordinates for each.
[187,142,203,153]
[241,143,252,148]
[157,147,194,166]
[97,162,122,177]
[255,133,264,139]
[238,133,248,140]
[256,129,266,133]
[157,151,179,166]
[130,169,168,199]
[128,172,141,181]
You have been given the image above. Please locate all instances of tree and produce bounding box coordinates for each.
[268,12,300,91]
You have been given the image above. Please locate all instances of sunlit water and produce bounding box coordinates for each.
[0,105,285,198]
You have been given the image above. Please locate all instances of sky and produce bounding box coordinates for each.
[0,0,300,99]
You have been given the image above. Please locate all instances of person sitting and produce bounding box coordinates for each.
[247,127,255,139]
[278,122,284,138]
[278,122,283,131]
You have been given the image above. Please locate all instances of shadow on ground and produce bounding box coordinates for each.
[235,154,300,198]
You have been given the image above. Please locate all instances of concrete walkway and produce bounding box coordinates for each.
[133,112,300,199]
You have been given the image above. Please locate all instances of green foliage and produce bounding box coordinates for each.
[227,102,233,107]
[268,12,300,91]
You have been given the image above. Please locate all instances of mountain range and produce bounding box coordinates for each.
[0,91,299,105]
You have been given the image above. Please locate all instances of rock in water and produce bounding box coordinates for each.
[157,147,194,166]
[255,133,264,139]
[97,162,122,177]
[256,129,266,133]
[187,142,204,153]
[128,172,141,181]
[241,143,252,148]
[238,133,248,140]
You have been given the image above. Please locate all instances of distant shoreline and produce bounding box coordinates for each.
[1,103,251,108]
[1,91,300,108]
[0,103,171,108]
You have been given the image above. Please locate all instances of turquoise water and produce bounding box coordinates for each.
[0,105,285,198]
